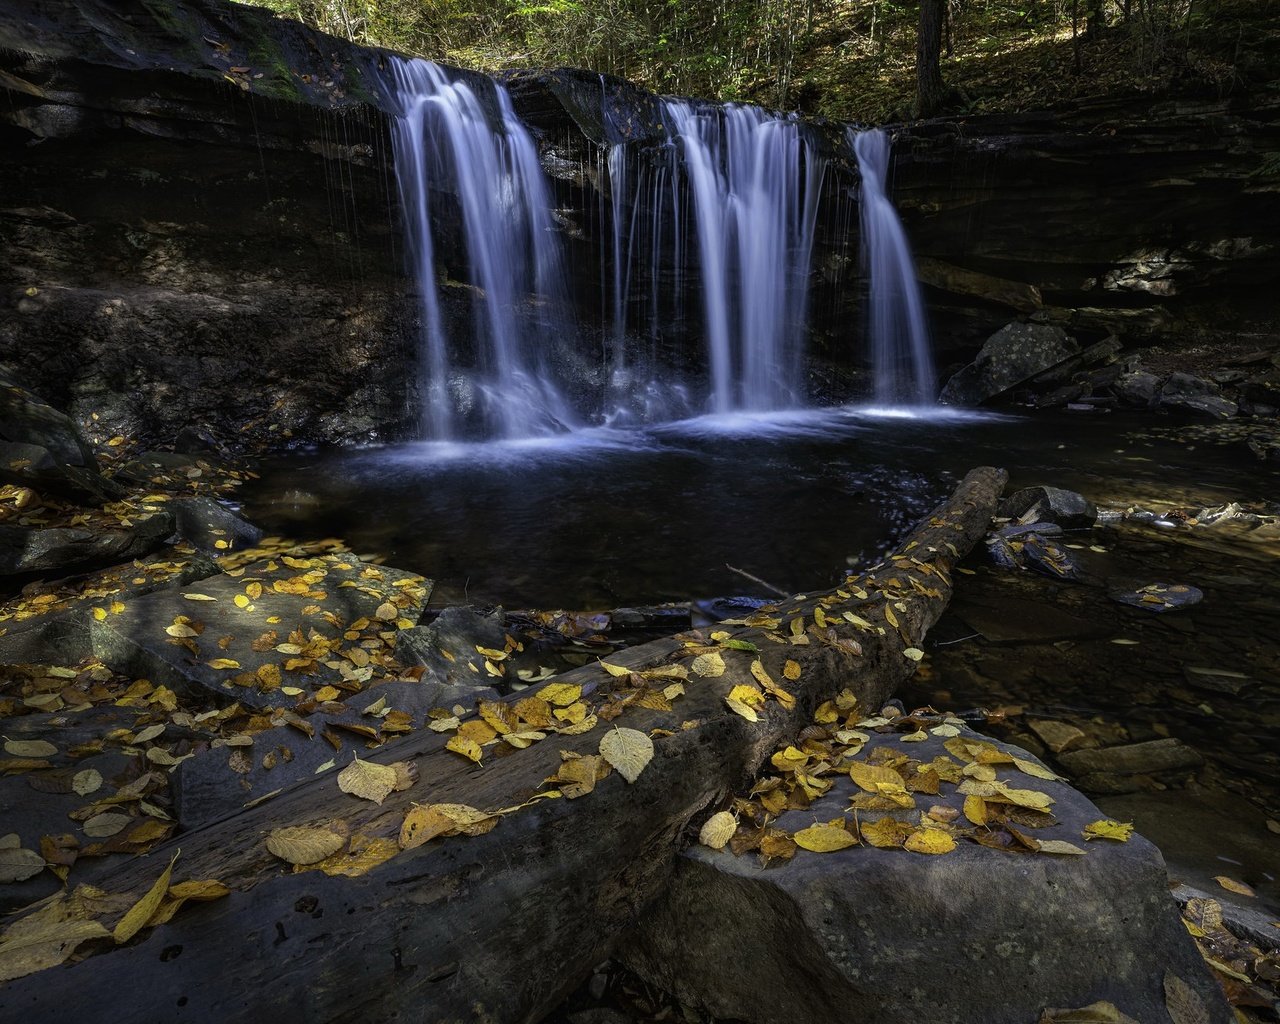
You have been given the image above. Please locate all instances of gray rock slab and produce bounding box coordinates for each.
[170,495,263,553]
[621,728,1231,1024]
[1113,370,1161,407]
[1108,582,1203,613]
[0,548,218,665]
[1058,738,1205,777]
[0,509,174,576]
[398,605,510,689]
[999,485,1098,529]
[90,552,431,709]
[940,322,1079,405]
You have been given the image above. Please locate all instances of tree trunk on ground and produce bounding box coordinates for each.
[0,468,1008,1024]
[916,0,947,118]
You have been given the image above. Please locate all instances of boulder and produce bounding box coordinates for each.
[90,553,431,709]
[1112,370,1161,407]
[170,496,263,553]
[939,322,1079,405]
[0,510,174,576]
[0,381,121,502]
[998,485,1097,529]
[1157,373,1238,419]
[0,547,218,664]
[620,728,1230,1024]
[398,605,512,690]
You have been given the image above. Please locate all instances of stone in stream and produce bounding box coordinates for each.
[1112,369,1162,407]
[998,485,1097,530]
[1157,372,1238,420]
[170,495,263,553]
[0,509,174,576]
[0,547,218,665]
[398,605,511,690]
[620,728,1231,1024]
[90,552,432,710]
[1057,737,1205,778]
[939,321,1079,406]
[1107,581,1203,612]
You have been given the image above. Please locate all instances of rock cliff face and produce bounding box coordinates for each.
[1,0,1276,447]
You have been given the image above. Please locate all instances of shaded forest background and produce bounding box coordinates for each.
[232,0,1279,120]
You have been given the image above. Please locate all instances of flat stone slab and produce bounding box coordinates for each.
[622,727,1230,1024]
[90,552,431,709]
[0,509,173,576]
[0,547,218,665]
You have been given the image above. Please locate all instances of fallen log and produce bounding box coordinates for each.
[0,466,1007,1023]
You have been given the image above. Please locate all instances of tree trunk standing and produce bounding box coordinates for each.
[915,0,947,117]
[1072,0,1082,73]
[1086,0,1107,38]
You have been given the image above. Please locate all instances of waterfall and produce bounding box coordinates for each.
[660,100,827,414]
[851,127,937,406]
[383,58,577,440]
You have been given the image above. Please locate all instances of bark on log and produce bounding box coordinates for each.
[0,466,1007,1024]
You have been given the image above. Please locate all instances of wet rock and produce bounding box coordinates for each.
[1108,582,1203,612]
[939,322,1078,406]
[170,496,263,553]
[113,450,229,488]
[90,554,431,710]
[620,728,1230,1024]
[985,534,1021,571]
[1113,370,1161,407]
[1158,373,1238,419]
[398,606,511,690]
[1057,738,1204,777]
[1181,666,1254,696]
[0,509,174,576]
[995,521,1064,539]
[0,548,218,664]
[998,485,1097,529]
[173,424,227,457]
[0,377,96,469]
[1027,718,1089,754]
[1019,531,1085,581]
[361,678,498,719]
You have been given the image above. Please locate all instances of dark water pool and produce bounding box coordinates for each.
[240,405,1280,609]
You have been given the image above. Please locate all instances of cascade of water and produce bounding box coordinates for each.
[661,100,826,414]
[851,127,937,406]
[383,58,577,439]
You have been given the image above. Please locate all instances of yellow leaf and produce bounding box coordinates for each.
[903,828,955,855]
[728,683,765,708]
[1035,839,1087,856]
[0,915,111,983]
[182,593,217,602]
[246,582,263,600]
[859,817,914,849]
[783,660,801,681]
[319,836,400,877]
[902,647,924,661]
[599,727,654,784]
[963,794,988,826]
[885,605,899,628]
[553,701,588,725]
[599,661,631,677]
[725,696,758,722]
[698,811,737,851]
[793,822,858,852]
[848,761,904,793]
[313,685,340,702]
[206,658,240,670]
[1164,970,1212,1024]
[539,682,582,707]
[337,755,398,805]
[556,714,598,736]
[91,607,107,621]
[234,594,251,609]
[399,803,498,851]
[478,699,517,735]
[1082,819,1134,842]
[164,623,197,638]
[266,826,345,865]
[1213,875,1255,897]
[113,851,178,943]
[446,735,484,764]
[691,651,726,677]
[1013,756,1061,781]
[3,739,56,757]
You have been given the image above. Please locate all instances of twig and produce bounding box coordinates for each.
[724,563,788,598]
